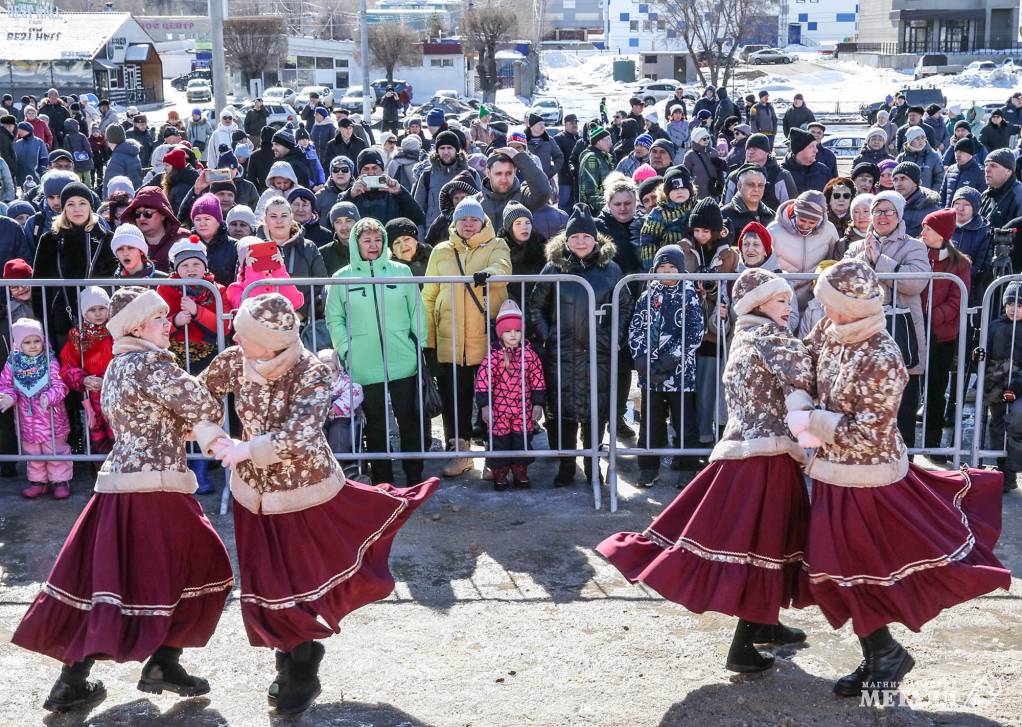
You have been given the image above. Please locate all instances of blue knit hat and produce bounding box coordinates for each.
[287,186,318,214]
[634,133,654,150]
[314,105,329,118]
[452,196,485,223]
[426,108,446,127]
[5,200,34,219]
[42,169,80,197]
[952,185,982,216]
[217,149,239,170]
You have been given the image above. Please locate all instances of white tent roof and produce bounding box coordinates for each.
[2,12,132,62]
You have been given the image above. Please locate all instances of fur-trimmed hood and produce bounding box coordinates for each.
[544,232,617,272]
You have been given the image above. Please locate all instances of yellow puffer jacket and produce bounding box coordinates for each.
[422,218,512,365]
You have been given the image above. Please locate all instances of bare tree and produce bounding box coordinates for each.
[359,24,423,84]
[657,0,775,88]
[223,16,288,86]
[463,1,518,103]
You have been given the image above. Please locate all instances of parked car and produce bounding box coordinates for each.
[965,60,998,74]
[821,134,867,158]
[186,79,213,103]
[433,89,461,101]
[635,79,683,105]
[528,98,562,125]
[172,68,212,92]
[294,85,335,111]
[237,103,298,130]
[860,88,948,123]
[913,54,965,80]
[370,79,413,103]
[740,45,769,62]
[262,87,297,105]
[748,48,796,65]
[337,87,376,114]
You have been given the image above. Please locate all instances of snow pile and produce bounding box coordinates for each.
[944,66,1020,88]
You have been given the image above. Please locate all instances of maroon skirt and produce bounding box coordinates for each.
[596,454,810,624]
[12,492,233,665]
[797,464,1012,636]
[233,477,439,652]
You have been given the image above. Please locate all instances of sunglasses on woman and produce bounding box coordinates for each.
[332,166,351,174]
[830,191,852,200]
[136,209,158,219]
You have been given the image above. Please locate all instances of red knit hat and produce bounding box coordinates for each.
[3,257,32,280]
[738,221,772,257]
[922,208,957,242]
[163,147,188,170]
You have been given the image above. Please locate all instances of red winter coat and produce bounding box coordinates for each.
[29,117,52,149]
[474,341,546,436]
[59,322,115,432]
[921,248,971,343]
[157,273,230,361]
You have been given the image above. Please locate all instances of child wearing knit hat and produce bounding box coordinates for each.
[0,318,73,498]
[628,244,705,486]
[638,166,697,270]
[59,286,115,455]
[474,299,546,491]
[111,223,168,280]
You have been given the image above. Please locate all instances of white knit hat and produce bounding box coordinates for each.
[79,285,111,312]
[110,223,148,256]
[691,127,711,145]
[169,236,208,270]
[11,318,43,349]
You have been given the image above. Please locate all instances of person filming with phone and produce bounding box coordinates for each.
[341,148,424,226]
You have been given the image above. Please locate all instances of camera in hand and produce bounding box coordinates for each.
[363,175,389,190]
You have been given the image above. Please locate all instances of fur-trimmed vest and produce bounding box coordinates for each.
[803,316,909,486]
[710,315,814,463]
[200,346,343,514]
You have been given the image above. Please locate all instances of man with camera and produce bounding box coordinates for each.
[980,150,1022,268]
[341,147,424,226]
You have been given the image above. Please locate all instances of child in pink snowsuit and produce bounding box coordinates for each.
[0,318,72,499]
[226,236,305,311]
[475,300,546,491]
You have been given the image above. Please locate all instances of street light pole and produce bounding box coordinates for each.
[360,0,372,120]
[209,0,228,113]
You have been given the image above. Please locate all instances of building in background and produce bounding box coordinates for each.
[856,0,1019,52]
[543,0,605,40]
[0,9,163,104]
[604,0,683,52]
[777,0,858,46]
[367,0,463,31]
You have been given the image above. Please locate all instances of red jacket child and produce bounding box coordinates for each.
[157,236,230,372]
[59,286,114,453]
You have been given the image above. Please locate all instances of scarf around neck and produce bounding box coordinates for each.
[241,340,303,385]
[11,350,52,398]
[826,311,886,345]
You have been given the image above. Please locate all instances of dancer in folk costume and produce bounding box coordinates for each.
[789,259,1011,696]
[598,267,816,673]
[200,293,439,716]
[12,286,233,712]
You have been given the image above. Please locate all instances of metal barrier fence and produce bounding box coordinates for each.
[0,271,980,515]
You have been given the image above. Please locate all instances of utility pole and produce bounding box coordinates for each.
[360,0,372,119]
[210,0,228,113]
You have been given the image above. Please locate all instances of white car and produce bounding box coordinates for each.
[748,48,796,65]
[338,87,375,114]
[294,85,334,110]
[262,86,296,104]
[635,79,683,105]
[185,79,212,103]
[820,134,867,158]
[528,98,562,125]
[965,61,998,73]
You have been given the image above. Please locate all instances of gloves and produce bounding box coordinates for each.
[473,271,491,286]
[797,430,824,448]
[1005,389,1017,402]
[785,410,811,436]
[422,347,438,373]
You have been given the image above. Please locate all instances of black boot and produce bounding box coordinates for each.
[833,637,871,697]
[1004,470,1018,492]
[863,627,914,690]
[553,460,576,487]
[749,621,806,645]
[267,650,289,705]
[43,659,106,712]
[725,619,775,673]
[275,640,325,716]
[137,645,210,696]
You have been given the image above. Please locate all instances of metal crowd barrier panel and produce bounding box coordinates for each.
[971,274,1022,467]
[607,271,971,511]
[241,274,608,509]
[0,277,228,464]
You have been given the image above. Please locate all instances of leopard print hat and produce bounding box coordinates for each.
[732,267,793,317]
[813,258,884,319]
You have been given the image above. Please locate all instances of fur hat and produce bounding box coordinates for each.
[922,208,957,242]
[233,293,300,351]
[110,223,148,256]
[107,286,170,340]
[169,235,208,270]
[732,268,792,316]
[565,203,598,240]
[813,258,884,319]
[11,318,43,350]
[3,258,32,279]
[495,299,523,338]
[738,221,772,257]
[79,285,111,312]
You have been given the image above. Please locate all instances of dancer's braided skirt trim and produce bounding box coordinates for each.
[795,464,1012,636]
[233,477,439,652]
[596,454,810,624]
[12,492,233,664]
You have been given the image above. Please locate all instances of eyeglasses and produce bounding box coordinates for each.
[830,191,852,200]
[872,208,899,217]
[332,166,351,174]
[136,209,157,219]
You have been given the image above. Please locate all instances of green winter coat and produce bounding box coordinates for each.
[325,221,426,386]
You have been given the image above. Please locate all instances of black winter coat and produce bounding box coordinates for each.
[782,155,831,193]
[246,147,276,192]
[595,207,642,275]
[193,223,238,288]
[528,235,632,422]
[782,105,815,137]
[340,187,425,227]
[501,229,547,304]
[553,130,579,178]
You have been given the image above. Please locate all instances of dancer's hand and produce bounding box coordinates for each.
[785,410,811,435]
[797,430,823,448]
[220,441,253,467]
[211,437,237,460]
[84,375,104,392]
